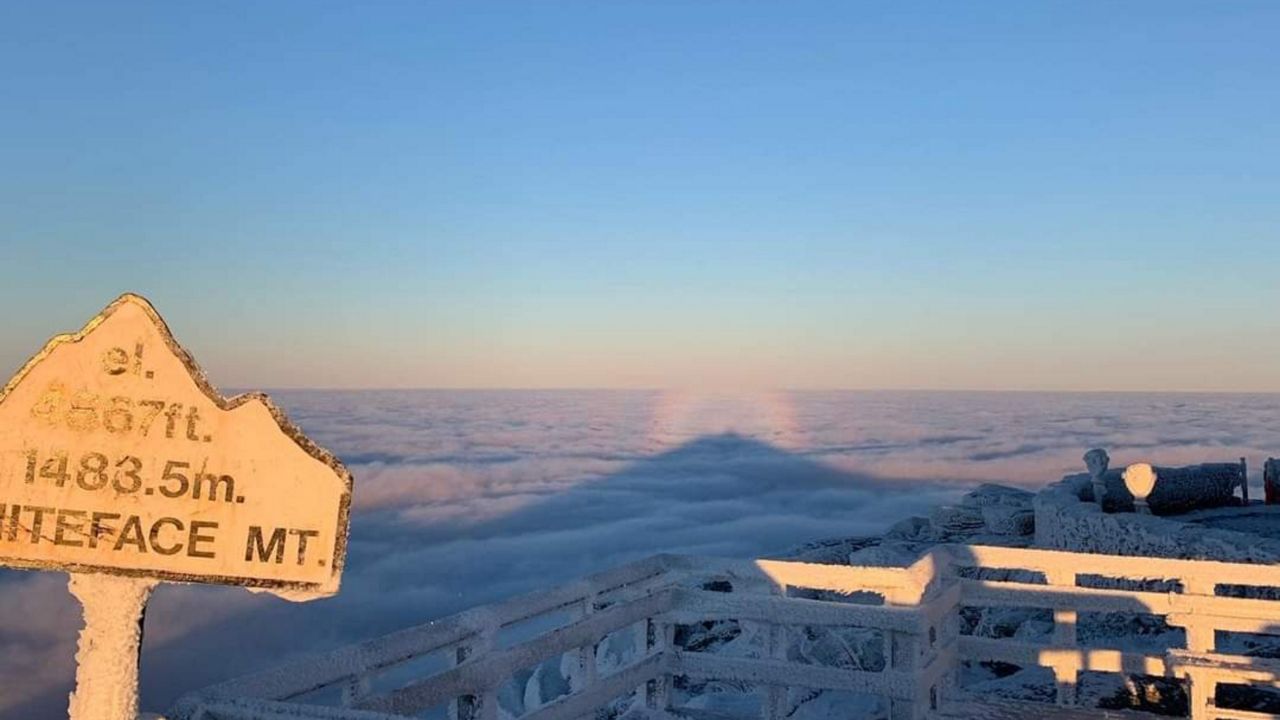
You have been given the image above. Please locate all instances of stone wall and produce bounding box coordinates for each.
[1034,473,1280,563]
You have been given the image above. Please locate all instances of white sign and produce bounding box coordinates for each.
[0,294,351,596]
[0,293,355,720]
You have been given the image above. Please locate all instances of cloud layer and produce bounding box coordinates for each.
[2,390,1278,718]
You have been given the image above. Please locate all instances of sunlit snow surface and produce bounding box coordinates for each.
[1,389,1277,718]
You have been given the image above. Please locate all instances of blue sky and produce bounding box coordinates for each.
[2,1,1278,390]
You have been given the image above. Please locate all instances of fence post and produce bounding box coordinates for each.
[1184,622,1215,654]
[1051,612,1079,706]
[888,630,925,720]
[1043,570,1079,706]
[1266,458,1280,505]
[1183,577,1217,648]
[1185,669,1214,720]
[1052,663,1079,707]
[1240,457,1249,503]
[340,674,372,708]
[452,630,498,720]
[934,604,960,712]
[643,617,673,711]
[762,623,786,720]
[572,594,599,693]
[1178,608,1217,720]
[1052,609,1078,645]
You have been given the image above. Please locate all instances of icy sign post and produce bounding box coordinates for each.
[0,294,352,720]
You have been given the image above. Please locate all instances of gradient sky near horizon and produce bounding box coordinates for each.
[2,1,1279,391]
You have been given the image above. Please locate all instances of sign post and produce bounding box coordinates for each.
[0,294,353,720]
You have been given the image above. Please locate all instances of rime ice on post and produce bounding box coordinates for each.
[1084,448,1110,507]
[0,294,353,720]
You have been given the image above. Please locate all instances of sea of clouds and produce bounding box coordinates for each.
[2,389,1278,718]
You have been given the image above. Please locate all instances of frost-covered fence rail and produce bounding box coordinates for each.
[168,554,675,720]
[661,553,952,720]
[944,545,1280,720]
[168,553,946,720]
[169,547,1280,720]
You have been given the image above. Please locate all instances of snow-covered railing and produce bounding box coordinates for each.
[168,553,948,720]
[168,554,675,720]
[169,546,1280,720]
[948,545,1280,720]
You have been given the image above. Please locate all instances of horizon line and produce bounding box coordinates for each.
[234,386,1280,395]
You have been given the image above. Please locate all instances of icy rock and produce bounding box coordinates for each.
[1217,685,1280,715]
[497,667,534,718]
[524,658,571,712]
[961,483,1034,508]
[782,689,885,720]
[961,606,1053,641]
[1218,630,1280,658]
[1088,673,1190,716]
[952,483,1036,536]
[1012,617,1055,641]
[962,662,1056,704]
[679,687,764,718]
[981,503,1035,536]
[780,536,881,565]
[884,516,933,542]
[1076,574,1182,592]
[955,564,1045,584]
[963,533,1034,548]
[596,624,641,675]
[1077,612,1186,653]
[929,504,986,537]
[788,625,885,671]
[675,620,743,653]
[848,541,930,568]
[617,708,677,720]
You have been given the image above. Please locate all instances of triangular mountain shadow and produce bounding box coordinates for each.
[469,431,908,536]
[352,431,955,551]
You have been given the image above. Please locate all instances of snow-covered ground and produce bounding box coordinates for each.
[1182,506,1280,539]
